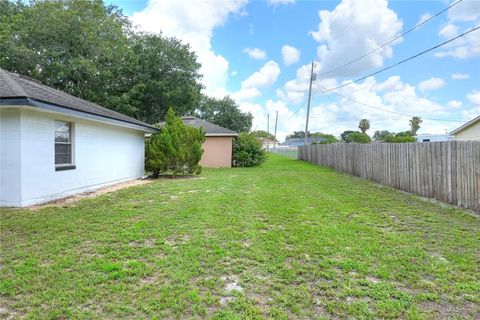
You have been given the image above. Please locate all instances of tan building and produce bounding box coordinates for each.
[181,117,237,168]
[451,115,480,141]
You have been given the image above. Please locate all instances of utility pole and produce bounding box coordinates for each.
[273,111,278,149]
[304,60,316,146]
[267,113,270,151]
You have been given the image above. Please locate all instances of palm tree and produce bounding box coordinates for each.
[358,119,370,134]
[409,116,423,136]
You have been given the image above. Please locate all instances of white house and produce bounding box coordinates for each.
[450,115,480,141]
[0,69,157,207]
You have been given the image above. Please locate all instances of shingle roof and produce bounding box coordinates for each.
[280,137,325,146]
[0,69,157,131]
[158,116,238,136]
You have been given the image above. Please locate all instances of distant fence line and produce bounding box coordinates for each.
[269,147,298,159]
[298,141,480,212]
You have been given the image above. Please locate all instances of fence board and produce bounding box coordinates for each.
[298,141,480,212]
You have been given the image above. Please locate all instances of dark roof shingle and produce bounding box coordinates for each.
[158,116,238,136]
[0,69,156,131]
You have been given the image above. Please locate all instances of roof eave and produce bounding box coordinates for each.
[450,115,480,135]
[205,133,238,137]
[0,97,158,133]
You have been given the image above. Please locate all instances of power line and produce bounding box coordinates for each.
[317,0,465,77]
[284,98,309,122]
[313,82,465,122]
[315,25,480,94]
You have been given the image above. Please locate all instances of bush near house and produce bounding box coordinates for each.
[233,133,266,167]
[146,108,205,177]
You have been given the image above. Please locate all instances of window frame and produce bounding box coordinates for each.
[54,120,76,171]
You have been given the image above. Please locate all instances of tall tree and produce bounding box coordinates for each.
[409,116,423,136]
[0,0,203,123]
[252,130,276,141]
[196,96,252,133]
[286,131,309,139]
[0,0,132,110]
[125,34,203,123]
[358,119,370,134]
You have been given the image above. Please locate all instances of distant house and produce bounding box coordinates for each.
[159,116,237,168]
[415,134,453,143]
[0,69,157,207]
[280,137,325,147]
[450,115,480,141]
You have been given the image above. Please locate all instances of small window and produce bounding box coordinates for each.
[54,121,74,168]
[423,139,430,142]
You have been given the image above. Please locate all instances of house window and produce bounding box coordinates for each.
[54,121,75,170]
[423,139,430,142]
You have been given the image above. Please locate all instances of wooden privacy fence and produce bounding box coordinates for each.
[298,141,480,212]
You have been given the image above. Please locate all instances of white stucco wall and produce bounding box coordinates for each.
[0,107,146,207]
[0,109,22,205]
[454,122,480,141]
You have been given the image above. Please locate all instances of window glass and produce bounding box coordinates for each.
[54,121,72,165]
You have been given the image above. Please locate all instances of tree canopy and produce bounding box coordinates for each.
[0,0,203,124]
[195,96,252,133]
[358,119,370,134]
[373,130,394,142]
[251,130,276,141]
[409,117,423,136]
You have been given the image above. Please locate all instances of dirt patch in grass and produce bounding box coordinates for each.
[30,179,153,210]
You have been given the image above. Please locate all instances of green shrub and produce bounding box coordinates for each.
[317,134,339,144]
[385,131,416,143]
[146,108,205,177]
[347,132,371,143]
[233,133,266,167]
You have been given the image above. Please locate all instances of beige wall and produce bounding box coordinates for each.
[454,122,480,141]
[200,136,233,168]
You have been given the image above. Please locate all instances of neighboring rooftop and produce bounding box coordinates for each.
[158,116,238,136]
[450,115,480,135]
[280,137,325,147]
[0,69,157,132]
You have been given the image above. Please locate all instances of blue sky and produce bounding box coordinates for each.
[110,0,480,140]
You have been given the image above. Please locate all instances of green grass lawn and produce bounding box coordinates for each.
[1,154,479,319]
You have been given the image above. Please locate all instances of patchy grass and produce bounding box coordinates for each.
[1,154,479,319]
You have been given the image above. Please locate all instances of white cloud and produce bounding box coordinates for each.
[416,13,432,26]
[245,76,461,141]
[130,0,247,96]
[243,48,267,60]
[231,70,238,77]
[439,24,459,38]
[231,87,261,102]
[467,90,480,106]
[434,25,480,58]
[267,0,295,6]
[451,73,470,80]
[281,45,301,66]
[435,1,480,59]
[461,90,480,120]
[447,0,480,22]
[418,77,446,92]
[231,61,281,103]
[310,0,403,77]
[241,60,281,89]
[447,100,463,108]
